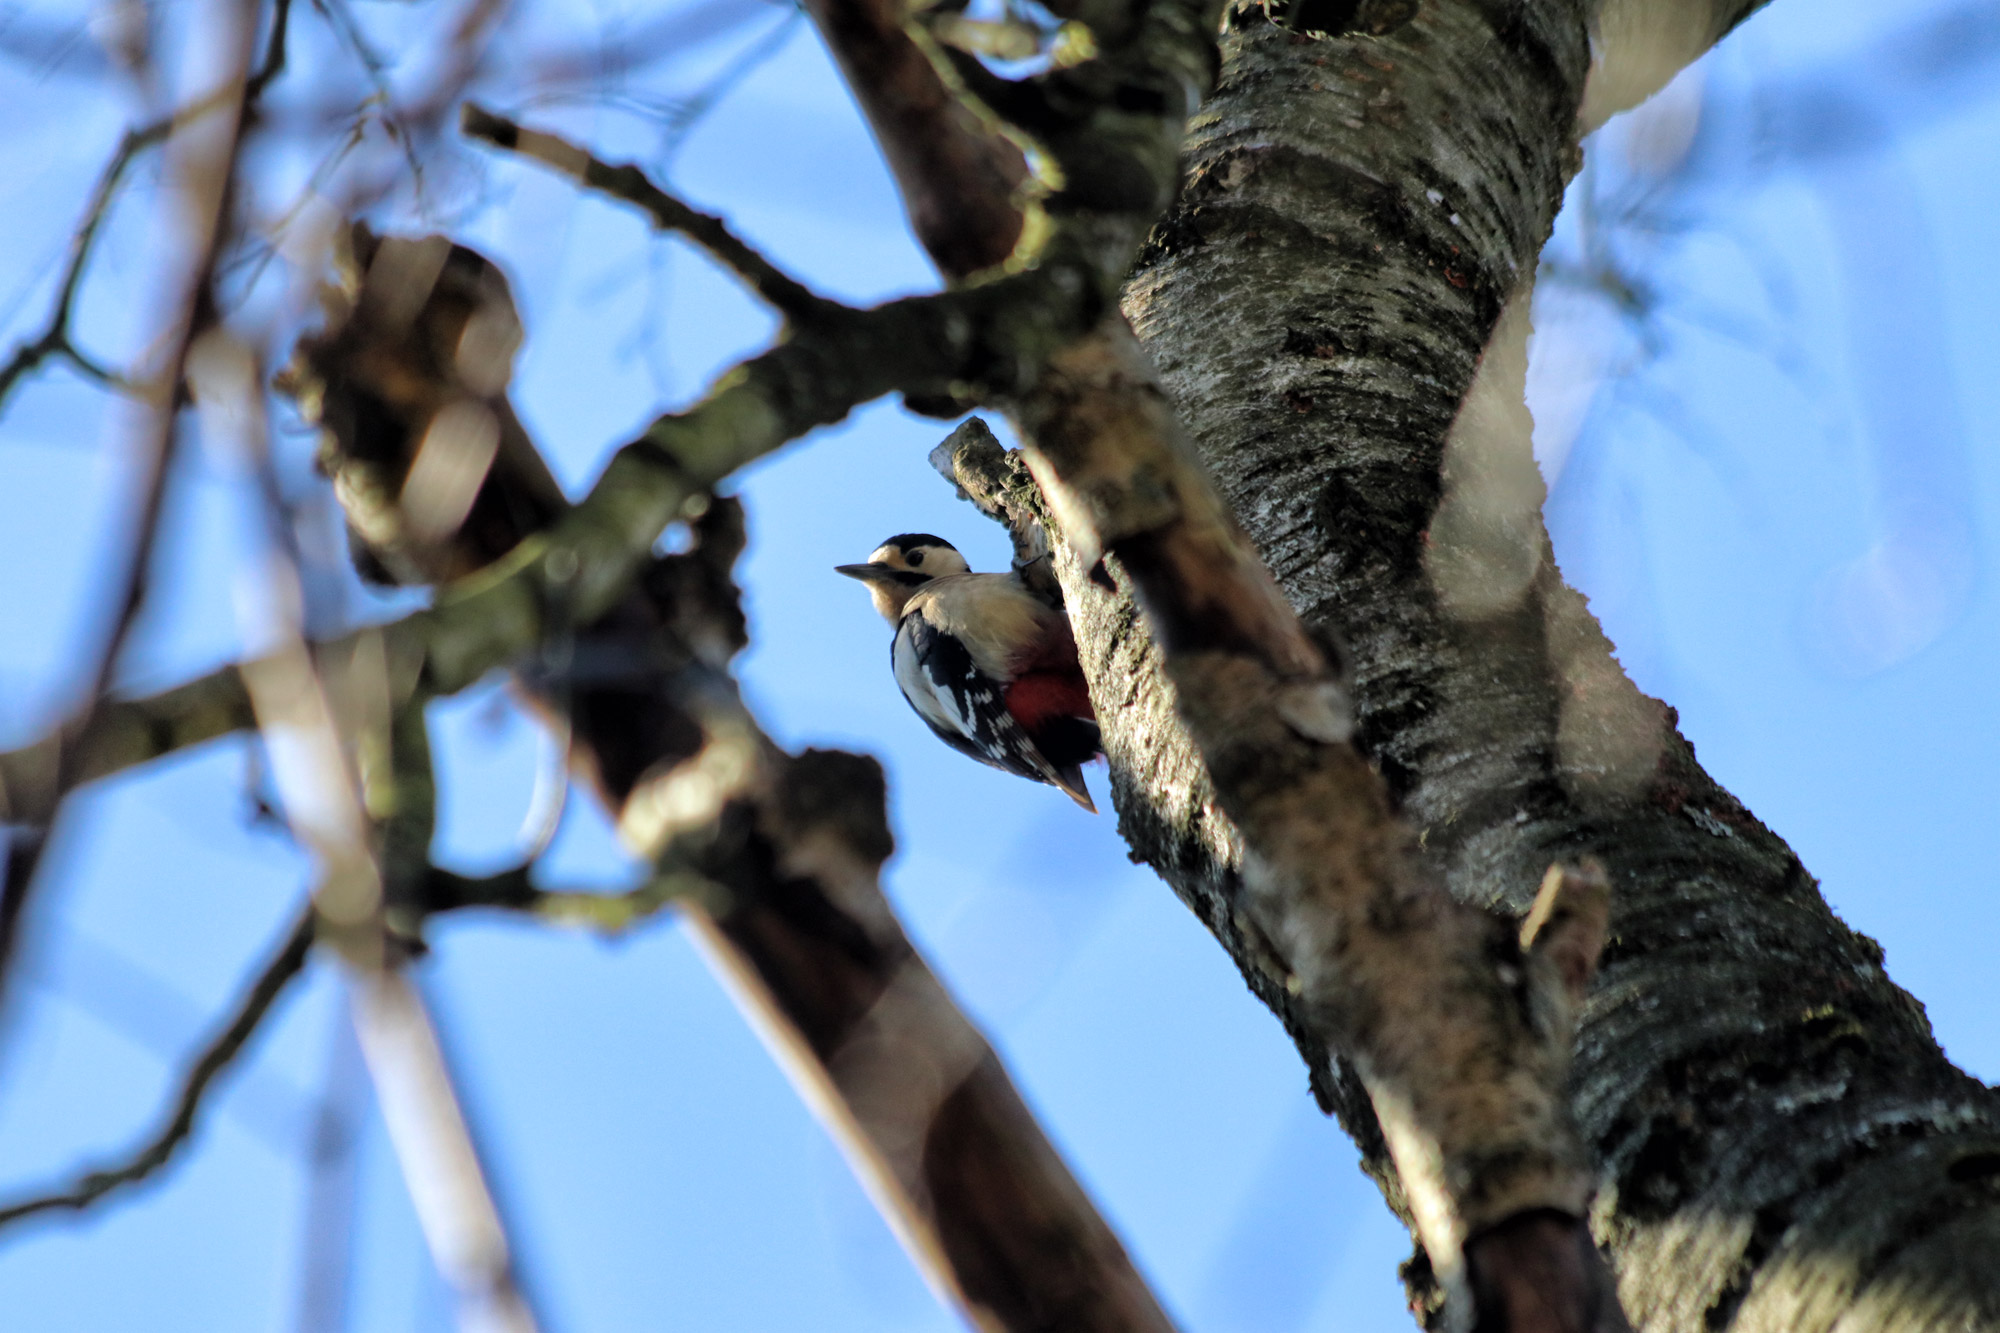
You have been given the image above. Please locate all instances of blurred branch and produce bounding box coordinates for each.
[0,120,138,409]
[422,864,704,933]
[281,225,1175,1333]
[402,0,515,129]
[462,106,829,321]
[0,906,315,1231]
[0,144,1117,816]
[521,0,784,90]
[291,1007,366,1333]
[1583,0,1771,131]
[208,328,541,1333]
[0,667,256,828]
[803,0,1032,276]
[0,42,1190,1315]
[0,0,291,419]
[350,970,538,1333]
[248,0,295,99]
[0,0,265,1011]
[516,3,807,174]
[0,12,113,82]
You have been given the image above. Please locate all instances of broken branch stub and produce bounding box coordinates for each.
[1520,860,1612,1010]
[928,418,1064,607]
[282,222,566,589]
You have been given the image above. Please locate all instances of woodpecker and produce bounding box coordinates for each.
[837,534,1101,811]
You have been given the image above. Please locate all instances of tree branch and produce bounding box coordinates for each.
[218,296,543,1332]
[0,127,154,415]
[802,0,1034,277]
[1102,0,1999,1327]
[0,194,1115,814]
[0,667,256,829]
[0,905,315,1231]
[279,225,1177,1333]
[350,969,539,1332]
[422,863,704,933]
[460,106,831,322]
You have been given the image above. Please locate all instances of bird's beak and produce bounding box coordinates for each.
[835,562,892,582]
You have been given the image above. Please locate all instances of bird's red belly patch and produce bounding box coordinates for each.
[1004,671,1094,732]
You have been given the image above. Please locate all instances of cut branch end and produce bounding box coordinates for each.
[1520,860,1611,1006]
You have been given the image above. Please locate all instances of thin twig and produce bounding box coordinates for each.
[0,906,316,1230]
[0,125,156,416]
[461,104,830,321]
[313,0,429,192]
[249,0,294,97]
[400,0,515,130]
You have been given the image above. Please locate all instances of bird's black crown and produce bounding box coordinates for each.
[879,533,956,553]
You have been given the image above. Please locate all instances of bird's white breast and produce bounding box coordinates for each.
[902,574,1053,678]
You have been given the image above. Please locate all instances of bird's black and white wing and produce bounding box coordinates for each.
[892,613,1065,788]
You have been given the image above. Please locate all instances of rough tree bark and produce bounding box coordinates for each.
[827,0,1635,1323]
[1033,0,2000,1329]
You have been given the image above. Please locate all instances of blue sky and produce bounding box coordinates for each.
[0,1,1993,1331]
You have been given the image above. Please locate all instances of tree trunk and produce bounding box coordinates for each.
[1054,1,2000,1327]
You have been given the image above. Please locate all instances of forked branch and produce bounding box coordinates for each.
[0,0,294,418]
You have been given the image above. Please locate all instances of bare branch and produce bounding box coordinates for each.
[0,906,315,1231]
[928,417,1058,592]
[248,0,295,98]
[350,970,537,1333]
[422,864,704,933]
[0,125,156,416]
[0,668,256,829]
[0,0,265,1008]
[804,0,1033,277]
[460,105,830,321]
[0,221,1114,814]
[214,324,542,1333]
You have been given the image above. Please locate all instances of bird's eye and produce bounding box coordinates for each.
[907,550,923,567]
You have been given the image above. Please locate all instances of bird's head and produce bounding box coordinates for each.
[835,534,969,621]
